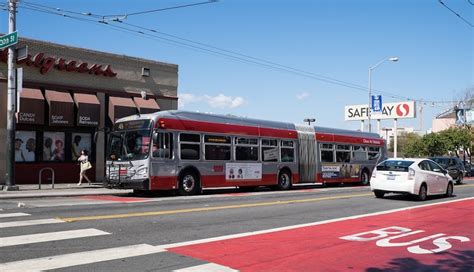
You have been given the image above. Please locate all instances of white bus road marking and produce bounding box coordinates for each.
[174,263,239,272]
[158,197,474,250]
[0,212,30,218]
[0,244,166,272]
[0,228,109,247]
[0,218,64,229]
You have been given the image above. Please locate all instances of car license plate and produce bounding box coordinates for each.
[387,175,396,180]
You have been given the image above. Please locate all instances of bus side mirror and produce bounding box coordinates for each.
[152,132,158,144]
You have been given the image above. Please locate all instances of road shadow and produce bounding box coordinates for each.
[366,250,474,272]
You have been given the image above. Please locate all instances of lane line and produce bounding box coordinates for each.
[0,243,165,272]
[0,213,30,218]
[0,228,109,247]
[0,218,64,229]
[157,197,474,250]
[174,263,238,272]
[60,192,373,222]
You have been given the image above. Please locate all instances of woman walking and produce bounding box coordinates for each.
[77,149,92,185]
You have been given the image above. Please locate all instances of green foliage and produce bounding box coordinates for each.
[422,132,446,156]
[401,133,424,157]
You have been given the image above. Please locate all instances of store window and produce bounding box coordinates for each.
[15,131,36,162]
[71,133,92,161]
[43,132,65,162]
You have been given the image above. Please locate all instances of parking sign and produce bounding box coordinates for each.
[371,95,382,112]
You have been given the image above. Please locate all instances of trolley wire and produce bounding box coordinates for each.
[5,2,459,105]
[438,0,474,27]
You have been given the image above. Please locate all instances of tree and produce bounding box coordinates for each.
[422,132,446,156]
[439,127,472,157]
[401,133,424,157]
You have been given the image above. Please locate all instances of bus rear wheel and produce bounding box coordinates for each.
[178,171,200,196]
[360,169,370,186]
[276,170,292,190]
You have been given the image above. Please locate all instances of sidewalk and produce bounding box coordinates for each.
[0,183,133,199]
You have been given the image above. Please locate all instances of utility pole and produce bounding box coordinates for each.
[4,0,18,191]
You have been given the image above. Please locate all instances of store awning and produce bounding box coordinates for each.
[17,88,45,125]
[73,93,100,126]
[108,96,137,123]
[45,90,74,127]
[133,97,160,114]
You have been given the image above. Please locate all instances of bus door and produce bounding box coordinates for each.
[150,130,176,190]
[296,125,317,183]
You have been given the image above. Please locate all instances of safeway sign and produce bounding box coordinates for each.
[345,101,416,121]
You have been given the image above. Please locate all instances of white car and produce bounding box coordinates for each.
[370,158,454,201]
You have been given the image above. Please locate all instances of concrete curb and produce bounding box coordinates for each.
[0,184,133,199]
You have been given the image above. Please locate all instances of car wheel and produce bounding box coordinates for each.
[417,184,427,201]
[445,182,454,197]
[276,170,292,190]
[374,190,385,198]
[456,173,463,185]
[360,170,370,186]
[178,171,200,196]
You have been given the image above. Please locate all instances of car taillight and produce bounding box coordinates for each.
[408,168,415,180]
[372,170,376,178]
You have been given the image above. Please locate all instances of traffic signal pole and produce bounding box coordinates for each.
[4,0,18,191]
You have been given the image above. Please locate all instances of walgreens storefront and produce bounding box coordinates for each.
[0,37,178,184]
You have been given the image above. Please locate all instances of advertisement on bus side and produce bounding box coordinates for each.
[226,163,262,181]
[322,163,361,179]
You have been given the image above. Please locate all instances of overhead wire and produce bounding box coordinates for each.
[6,2,458,105]
[438,0,474,27]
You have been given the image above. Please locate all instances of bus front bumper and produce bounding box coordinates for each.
[104,178,149,190]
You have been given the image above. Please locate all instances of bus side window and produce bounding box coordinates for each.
[368,147,380,160]
[180,133,201,160]
[320,143,334,162]
[336,145,351,163]
[152,132,173,159]
[281,140,294,162]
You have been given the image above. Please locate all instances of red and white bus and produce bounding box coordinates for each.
[105,111,386,195]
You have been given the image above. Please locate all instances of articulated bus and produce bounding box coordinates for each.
[104,111,386,195]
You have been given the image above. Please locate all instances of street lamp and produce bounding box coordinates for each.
[304,118,316,126]
[368,57,399,132]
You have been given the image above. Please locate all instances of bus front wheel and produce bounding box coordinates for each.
[178,171,200,196]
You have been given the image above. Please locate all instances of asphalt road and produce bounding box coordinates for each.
[1,181,473,271]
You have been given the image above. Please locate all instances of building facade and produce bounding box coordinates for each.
[0,37,178,184]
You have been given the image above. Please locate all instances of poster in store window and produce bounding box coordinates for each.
[15,131,36,162]
[226,163,262,181]
[43,132,65,161]
[71,133,92,161]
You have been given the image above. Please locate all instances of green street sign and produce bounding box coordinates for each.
[0,31,18,49]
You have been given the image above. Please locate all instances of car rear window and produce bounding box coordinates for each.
[376,160,415,172]
[430,158,449,168]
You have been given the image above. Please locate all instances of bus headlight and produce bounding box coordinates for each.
[136,167,148,175]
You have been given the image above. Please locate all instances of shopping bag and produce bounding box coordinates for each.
[81,161,92,171]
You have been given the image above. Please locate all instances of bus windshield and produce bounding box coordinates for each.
[107,129,151,161]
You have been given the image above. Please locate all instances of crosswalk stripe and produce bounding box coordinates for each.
[0,212,30,218]
[174,263,238,272]
[0,228,109,247]
[0,218,64,229]
[0,243,166,272]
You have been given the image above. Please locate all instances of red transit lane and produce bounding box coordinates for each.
[169,198,474,271]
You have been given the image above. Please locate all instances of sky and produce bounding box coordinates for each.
[1,0,473,132]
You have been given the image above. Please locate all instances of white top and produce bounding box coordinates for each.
[78,155,88,162]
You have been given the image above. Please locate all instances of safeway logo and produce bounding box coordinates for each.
[396,103,410,117]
